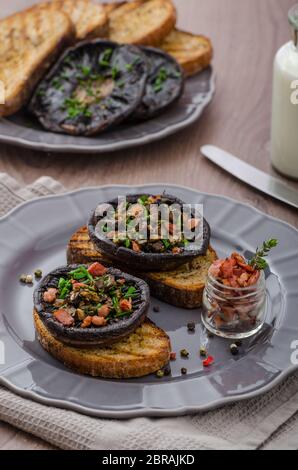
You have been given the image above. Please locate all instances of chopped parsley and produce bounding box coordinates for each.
[99,48,113,67]
[116,79,125,88]
[52,78,63,90]
[153,67,168,93]
[62,97,92,119]
[80,65,92,77]
[111,66,120,80]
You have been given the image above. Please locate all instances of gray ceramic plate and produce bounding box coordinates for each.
[0,68,214,154]
[0,184,297,418]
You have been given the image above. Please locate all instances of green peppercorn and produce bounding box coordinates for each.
[200,346,207,357]
[34,269,42,278]
[181,368,187,375]
[156,369,164,378]
[230,343,239,356]
[180,349,189,358]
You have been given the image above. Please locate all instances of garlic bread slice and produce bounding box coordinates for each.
[161,29,213,76]
[0,5,74,117]
[109,0,177,46]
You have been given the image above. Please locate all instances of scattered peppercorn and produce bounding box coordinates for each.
[20,274,33,284]
[156,369,164,378]
[235,340,242,347]
[199,346,207,357]
[153,306,160,313]
[203,355,214,367]
[207,331,214,338]
[164,367,171,376]
[230,343,239,356]
[170,352,176,361]
[187,321,195,332]
[34,269,42,278]
[180,349,189,358]
[181,368,187,375]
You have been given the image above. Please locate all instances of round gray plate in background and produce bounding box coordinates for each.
[0,184,297,418]
[0,68,214,154]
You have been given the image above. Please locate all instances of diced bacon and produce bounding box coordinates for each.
[72,282,86,289]
[221,259,235,278]
[247,270,260,286]
[87,262,107,277]
[119,298,132,311]
[91,316,107,327]
[43,288,58,304]
[132,241,141,252]
[81,316,92,328]
[54,309,74,327]
[187,218,200,230]
[98,305,110,318]
[209,259,224,278]
[237,272,249,287]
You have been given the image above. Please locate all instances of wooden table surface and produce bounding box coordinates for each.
[0,0,297,450]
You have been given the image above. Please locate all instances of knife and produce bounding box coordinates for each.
[201,145,298,210]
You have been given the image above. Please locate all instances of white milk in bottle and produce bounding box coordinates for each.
[271,5,298,179]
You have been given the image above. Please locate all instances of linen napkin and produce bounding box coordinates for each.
[0,172,297,450]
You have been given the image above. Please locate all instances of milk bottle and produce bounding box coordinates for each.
[271,5,298,179]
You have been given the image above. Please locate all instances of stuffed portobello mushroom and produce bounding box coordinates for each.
[28,40,148,136]
[132,47,184,120]
[33,263,150,347]
[88,194,211,272]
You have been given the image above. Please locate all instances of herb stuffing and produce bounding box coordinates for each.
[100,194,200,254]
[42,263,139,328]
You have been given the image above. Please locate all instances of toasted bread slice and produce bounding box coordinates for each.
[34,310,171,378]
[0,5,74,117]
[67,226,217,309]
[108,0,177,46]
[160,29,213,76]
[48,0,108,40]
[104,1,144,17]
[141,247,217,308]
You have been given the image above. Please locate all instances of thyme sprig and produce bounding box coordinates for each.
[249,239,279,270]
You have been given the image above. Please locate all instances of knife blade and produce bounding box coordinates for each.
[201,145,298,210]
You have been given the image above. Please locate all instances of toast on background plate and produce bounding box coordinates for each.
[34,310,171,378]
[47,0,109,40]
[67,226,217,309]
[160,29,213,76]
[104,0,145,17]
[108,0,177,46]
[0,5,74,117]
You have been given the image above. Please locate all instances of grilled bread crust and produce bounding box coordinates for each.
[34,310,171,378]
[48,0,109,40]
[108,0,177,46]
[0,5,74,117]
[67,226,217,309]
[160,29,213,76]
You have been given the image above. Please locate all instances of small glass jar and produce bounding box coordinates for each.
[202,271,267,339]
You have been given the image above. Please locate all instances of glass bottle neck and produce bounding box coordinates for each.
[289,4,298,48]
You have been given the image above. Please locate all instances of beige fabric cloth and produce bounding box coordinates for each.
[0,172,297,450]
